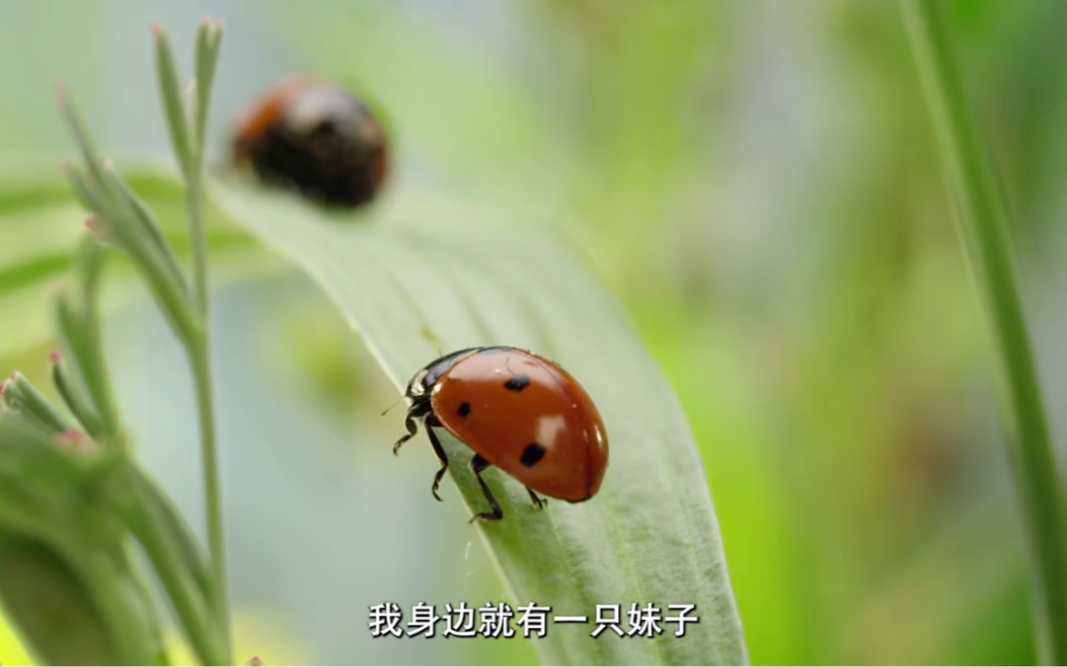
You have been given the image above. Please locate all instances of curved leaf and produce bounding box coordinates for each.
[210,181,747,665]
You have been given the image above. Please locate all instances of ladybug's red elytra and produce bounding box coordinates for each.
[232,79,387,208]
[393,346,609,522]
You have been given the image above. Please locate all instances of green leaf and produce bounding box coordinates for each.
[210,181,748,665]
[0,532,122,666]
[51,352,107,440]
[2,372,71,434]
[153,26,194,181]
[193,18,224,166]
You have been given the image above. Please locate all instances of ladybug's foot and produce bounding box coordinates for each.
[431,465,448,502]
[469,454,504,523]
[393,413,420,455]
[426,417,451,502]
[526,487,546,510]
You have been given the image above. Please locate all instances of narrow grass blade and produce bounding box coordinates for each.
[900,1,1067,662]
[153,26,193,180]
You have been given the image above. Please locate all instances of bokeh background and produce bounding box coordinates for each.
[2,0,1067,664]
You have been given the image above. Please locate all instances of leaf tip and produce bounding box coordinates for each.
[53,427,89,449]
[85,216,109,240]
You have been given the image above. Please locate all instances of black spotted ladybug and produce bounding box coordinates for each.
[232,78,387,208]
[393,346,609,522]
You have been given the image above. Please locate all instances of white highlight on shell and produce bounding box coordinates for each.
[536,414,567,450]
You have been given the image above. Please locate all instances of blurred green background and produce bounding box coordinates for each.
[2,0,1067,664]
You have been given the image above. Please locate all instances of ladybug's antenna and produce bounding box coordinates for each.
[381,396,404,417]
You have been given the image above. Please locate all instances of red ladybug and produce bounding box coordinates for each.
[233,79,387,208]
[394,347,609,522]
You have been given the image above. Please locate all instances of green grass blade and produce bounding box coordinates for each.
[210,181,748,665]
[900,1,1067,663]
[153,26,193,181]
[3,372,70,434]
[194,18,224,166]
[55,88,119,205]
[50,353,106,440]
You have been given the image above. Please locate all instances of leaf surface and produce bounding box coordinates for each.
[211,181,747,665]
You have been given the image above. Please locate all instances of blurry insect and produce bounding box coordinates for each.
[393,346,609,522]
[233,79,387,208]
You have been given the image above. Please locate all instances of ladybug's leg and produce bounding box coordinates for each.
[526,487,546,510]
[468,454,504,523]
[392,413,418,455]
[424,414,450,502]
[392,399,430,455]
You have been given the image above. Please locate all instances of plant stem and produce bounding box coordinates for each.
[189,178,210,314]
[186,174,229,650]
[154,19,230,655]
[123,464,229,665]
[901,1,1067,663]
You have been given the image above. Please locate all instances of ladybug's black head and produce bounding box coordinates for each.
[404,347,485,401]
[404,367,433,400]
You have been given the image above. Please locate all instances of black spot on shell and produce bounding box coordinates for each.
[457,402,471,417]
[521,443,546,467]
[504,374,531,392]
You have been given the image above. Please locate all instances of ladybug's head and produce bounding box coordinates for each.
[404,348,485,401]
[405,367,433,400]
